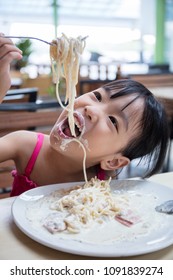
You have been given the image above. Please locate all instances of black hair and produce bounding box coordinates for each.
[102,79,170,178]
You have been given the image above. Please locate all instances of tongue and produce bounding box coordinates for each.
[64,127,73,137]
[64,125,80,137]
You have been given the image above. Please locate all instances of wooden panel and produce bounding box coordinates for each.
[0,192,10,199]
[0,172,13,189]
[79,79,114,95]
[130,73,173,88]
[156,97,173,120]
[0,108,61,136]
[21,76,53,96]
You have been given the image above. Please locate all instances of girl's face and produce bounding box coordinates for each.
[50,88,144,168]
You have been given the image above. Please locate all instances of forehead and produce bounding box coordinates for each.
[100,87,145,112]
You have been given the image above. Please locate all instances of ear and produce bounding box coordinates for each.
[100,155,130,171]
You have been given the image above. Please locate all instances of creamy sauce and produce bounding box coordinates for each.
[25,182,167,245]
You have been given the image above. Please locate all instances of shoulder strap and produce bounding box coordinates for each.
[97,165,106,180]
[24,133,44,177]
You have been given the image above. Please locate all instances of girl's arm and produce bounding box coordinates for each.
[0,130,37,165]
[0,132,21,163]
[0,34,23,103]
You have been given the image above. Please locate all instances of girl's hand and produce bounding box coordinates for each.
[0,33,23,103]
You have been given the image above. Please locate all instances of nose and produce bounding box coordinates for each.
[84,105,100,123]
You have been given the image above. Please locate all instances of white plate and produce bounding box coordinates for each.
[12,179,173,257]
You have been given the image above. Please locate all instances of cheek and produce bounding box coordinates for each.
[50,123,59,141]
[56,109,66,123]
[86,132,115,157]
[49,131,60,151]
[49,122,65,152]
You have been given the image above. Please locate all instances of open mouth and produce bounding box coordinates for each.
[57,111,85,139]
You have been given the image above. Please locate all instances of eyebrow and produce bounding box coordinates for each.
[100,88,130,131]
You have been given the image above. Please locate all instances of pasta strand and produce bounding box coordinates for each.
[50,34,88,182]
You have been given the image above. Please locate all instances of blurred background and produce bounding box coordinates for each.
[0,0,173,77]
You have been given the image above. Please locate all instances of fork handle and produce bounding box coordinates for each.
[4,36,53,45]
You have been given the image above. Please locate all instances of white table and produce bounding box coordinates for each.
[151,87,173,100]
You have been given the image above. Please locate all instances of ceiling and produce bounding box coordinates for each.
[0,0,140,27]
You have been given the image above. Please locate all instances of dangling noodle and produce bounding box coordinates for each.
[69,138,88,183]
[50,33,88,182]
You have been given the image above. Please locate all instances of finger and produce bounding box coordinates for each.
[0,37,15,47]
[0,43,22,59]
[0,51,23,64]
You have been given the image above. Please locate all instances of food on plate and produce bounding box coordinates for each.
[25,180,168,244]
[43,177,140,234]
[44,178,115,233]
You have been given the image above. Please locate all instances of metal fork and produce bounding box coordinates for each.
[4,35,88,46]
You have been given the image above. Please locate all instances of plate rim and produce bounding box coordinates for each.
[12,179,173,257]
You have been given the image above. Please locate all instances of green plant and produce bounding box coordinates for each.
[13,39,33,70]
[47,78,66,98]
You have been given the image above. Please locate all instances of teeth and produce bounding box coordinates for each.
[74,116,82,132]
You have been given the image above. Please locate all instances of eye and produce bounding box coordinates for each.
[109,116,118,130]
[93,91,102,102]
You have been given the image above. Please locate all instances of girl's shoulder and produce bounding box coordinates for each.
[2,130,48,150]
[4,130,39,142]
[0,131,47,163]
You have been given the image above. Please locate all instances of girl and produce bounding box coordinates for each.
[0,35,169,196]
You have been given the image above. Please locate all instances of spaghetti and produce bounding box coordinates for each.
[50,33,86,136]
[50,33,88,182]
[44,177,121,233]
